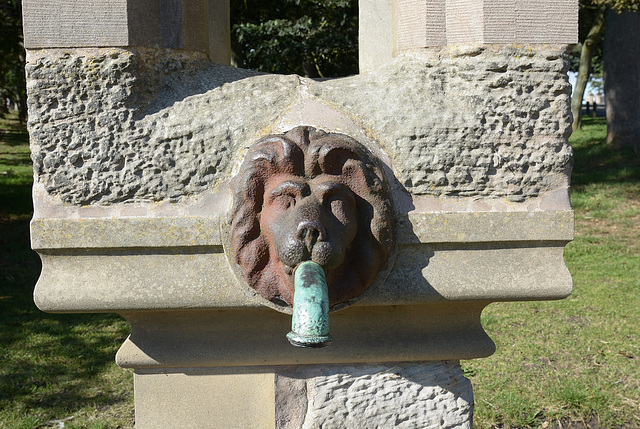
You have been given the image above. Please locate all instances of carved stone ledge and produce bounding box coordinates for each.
[115,303,493,368]
[31,210,573,313]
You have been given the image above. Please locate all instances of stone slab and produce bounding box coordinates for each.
[134,368,275,429]
[391,0,577,51]
[31,211,573,312]
[133,361,472,428]
[446,0,484,44]
[510,0,578,44]
[30,216,224,249]
[115,304,494,368]
[33,251,243,312]
[376,243,572,303]
[30,211,573,249]
[22,0,130,48]
[207,0,231,64]
[22,0,213,53]
[393,0,446,51]
[359,0,394,73]
[33,242,571,312]
[398,210,574,244]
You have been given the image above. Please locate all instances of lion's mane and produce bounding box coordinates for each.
[229,126,394,308]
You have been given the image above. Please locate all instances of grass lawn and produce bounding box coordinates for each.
[464,117,640,428]
[1,112,638,428]
[0,111,134,428]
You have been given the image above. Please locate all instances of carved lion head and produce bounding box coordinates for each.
[230,126,394,308]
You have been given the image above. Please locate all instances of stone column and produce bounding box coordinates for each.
[27,1,577,427]
[389,0,577,55]
[359,0,393,72]
[22,0,230,63]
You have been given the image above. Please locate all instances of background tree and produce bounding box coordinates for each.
[604,8,640,152]
[570,3,606,131]
[0,0,26,122]
[230,0,358,77]
[570,0,639,132]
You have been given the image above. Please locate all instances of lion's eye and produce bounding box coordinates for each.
[275,193,296,210]
[325,193,355,223]
[267,180,306,211]
[329,197,346,216]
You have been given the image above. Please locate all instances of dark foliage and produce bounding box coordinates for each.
[0,0,26,121]
[230,0,358,77]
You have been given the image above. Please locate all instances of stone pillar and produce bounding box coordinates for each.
[132,362,472,428]
[388,0,577,56]
[22,0,230,63]
[26,1,577,427]
[359,0,393,73]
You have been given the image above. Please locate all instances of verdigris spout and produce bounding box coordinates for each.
[287,261,333,348]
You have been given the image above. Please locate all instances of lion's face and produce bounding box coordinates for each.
[261,174,358,274]
[230,126,394,308]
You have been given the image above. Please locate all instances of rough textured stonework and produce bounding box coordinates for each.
[27,48,299,204]
[27,46,572,205]
[312,46,573,201]
[276,361,473,429]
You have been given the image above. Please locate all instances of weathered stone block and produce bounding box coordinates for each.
[133,362,472,429]
[27,46,572,206]
[22,0,230,62]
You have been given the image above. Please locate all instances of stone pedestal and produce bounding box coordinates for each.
[25,1,578,427]
[133,362,472,429]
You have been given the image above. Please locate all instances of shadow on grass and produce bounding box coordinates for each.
[0,214,131,419]
[570,117,640,189]
[0,313,130,409]
[0,129,29,146]
[0,183,33,218]
[1,113,135,425]
[0,152,32,167]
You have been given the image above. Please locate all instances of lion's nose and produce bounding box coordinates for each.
[296,221,327,248]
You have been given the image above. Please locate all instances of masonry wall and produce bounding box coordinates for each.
[24,2,577,427]
[27,45,572,207]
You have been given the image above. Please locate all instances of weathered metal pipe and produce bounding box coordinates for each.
[287,261,333,348]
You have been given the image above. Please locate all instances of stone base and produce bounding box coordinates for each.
[133,361,472,428]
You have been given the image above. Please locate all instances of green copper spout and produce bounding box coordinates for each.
[287,261,333,348]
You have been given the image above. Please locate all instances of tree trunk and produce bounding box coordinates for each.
[230,32,245,68]
[604,10,640,152]
[302,59,319,78]
[571,7,606,131]
[17,95,27,123]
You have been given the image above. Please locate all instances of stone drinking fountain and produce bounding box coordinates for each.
[24,0,577,427]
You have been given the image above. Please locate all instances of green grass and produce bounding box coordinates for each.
[464,117,640,428]
[1,113,638,428]
[0,112,32,218]
[0,111,134,428]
